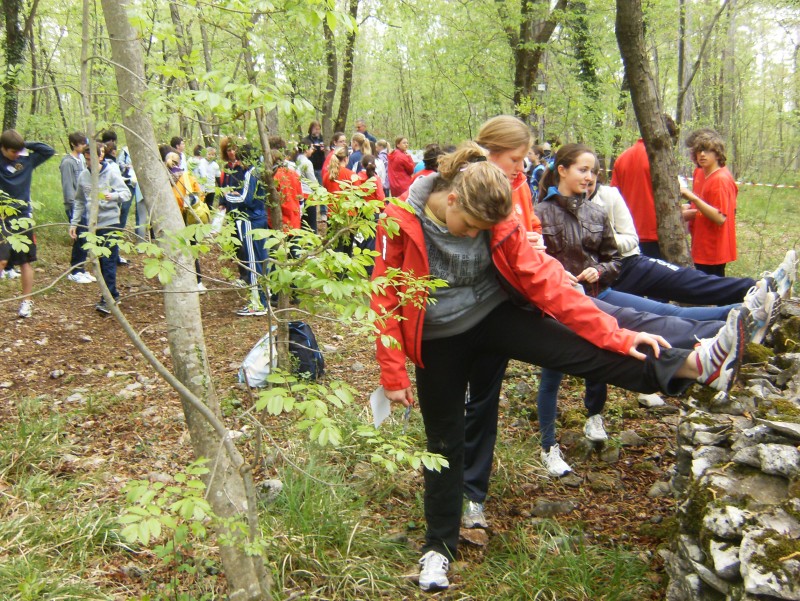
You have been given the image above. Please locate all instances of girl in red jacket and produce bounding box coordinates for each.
[387,136,415,196]
[371,143,748,591]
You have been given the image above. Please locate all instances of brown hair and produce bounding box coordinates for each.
[475,116,533,155]
[0,129,24,150]
[394,136,407,149]
[220,136,237,162]
[538,143,596,201]
[435,142,512,223]
[376,139,390,152]
[692,133,727,167]
[327,145,348,181]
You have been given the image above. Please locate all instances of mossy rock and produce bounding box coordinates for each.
[774,316,800,354]
[744,342,775,363]
[561,408,585,428]
[755,397,800,421]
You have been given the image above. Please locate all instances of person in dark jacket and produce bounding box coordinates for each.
[0,129,55,318]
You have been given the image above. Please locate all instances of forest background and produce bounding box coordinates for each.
[2,0,800,600]
[3,0,799,182]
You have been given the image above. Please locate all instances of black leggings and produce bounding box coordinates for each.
[415,301,692,558]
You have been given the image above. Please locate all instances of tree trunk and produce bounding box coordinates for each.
[3,0,24,130]
[571,0,602,146]
[502,0,567,122]
[616,0,692,267]
[321,17,338,141]
[168,1,213,144]
[675,0,729,128]
[99,1,272,598]
[333,0,359,133]
[197,9,219,142]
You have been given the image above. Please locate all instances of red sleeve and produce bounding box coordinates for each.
[493,222,638,355]
[371,222,412,390]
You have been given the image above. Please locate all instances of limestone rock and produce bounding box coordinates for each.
[530,498,577,517]
[757,418,800,441]
[599,445,620,464]
[460,527,489,546]
[258,479,283,503]
[647,481,672,498]
[708,540,741,580]
[704,471,789,507]
[689,558,730,594]
[638,393,665,408]
[692,446,730,479]
[619,429,647,446]
[703,505,754,539]
[760,444,800,478]
[740,528,800,600]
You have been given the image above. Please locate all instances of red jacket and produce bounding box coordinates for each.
[387,150,415,197]
[371,203,638,391]
[511,171,541,233]
[356,172,386,204]
[270,166,302,230]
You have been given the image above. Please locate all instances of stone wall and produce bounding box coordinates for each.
[662,301,800,601]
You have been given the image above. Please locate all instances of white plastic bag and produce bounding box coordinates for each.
[238,326,278,387]
[210,208,226,234]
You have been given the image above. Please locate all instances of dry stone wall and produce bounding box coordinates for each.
[663,301,800,601]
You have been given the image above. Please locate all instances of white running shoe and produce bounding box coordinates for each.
[462,500,488,529]
[541,444,572,477]
[5,268,20,279]
[584,414,608,442]
[743,277,781,344]
[695,307,748,393]
[418,550,449,591]
[197,282,208,294]
[18,299,33,318]
[83,271,97,282]
[768,250,797,300]
[68,272,93,284]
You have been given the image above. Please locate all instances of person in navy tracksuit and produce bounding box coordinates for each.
[224,144,269,316]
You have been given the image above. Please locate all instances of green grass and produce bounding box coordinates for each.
[465,521,658,600]
[0,399,119,601]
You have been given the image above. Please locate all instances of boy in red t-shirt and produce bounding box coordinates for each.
[686,133,737,276]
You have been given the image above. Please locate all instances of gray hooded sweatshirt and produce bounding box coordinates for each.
[405,174,507,340]
[71,162,131,229]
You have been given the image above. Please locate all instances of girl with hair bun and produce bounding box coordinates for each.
[371,141,748,592]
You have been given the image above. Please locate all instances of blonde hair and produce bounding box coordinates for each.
[165,152,181,169]
[475,115,533,154]
[351,132,372,157]
[376,139,390,152]
[327,145,348,181]
[435,142,512,223]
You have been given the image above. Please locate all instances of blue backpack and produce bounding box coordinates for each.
[289,321,325,380]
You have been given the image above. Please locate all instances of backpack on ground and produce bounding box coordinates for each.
[289,321,324,380]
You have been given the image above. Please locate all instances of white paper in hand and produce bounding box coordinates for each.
[370,386,392,428]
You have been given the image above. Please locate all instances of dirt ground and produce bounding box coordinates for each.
[0,252,679,597]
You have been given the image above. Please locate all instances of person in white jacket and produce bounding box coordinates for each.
[69,142,131,314]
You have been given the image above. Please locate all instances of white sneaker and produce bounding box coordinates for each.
[769,250,797,300]
[743,277,781,344]
[541,444,572,477]
[18,299,33,318]
[584,414,608,442]
[695,307,748,393]
[197,282,208,294]
[462,500,488,529]
[68,272,93,284]
[83,271,97,282]
[5,268,20,279]
[418,550,449,591]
